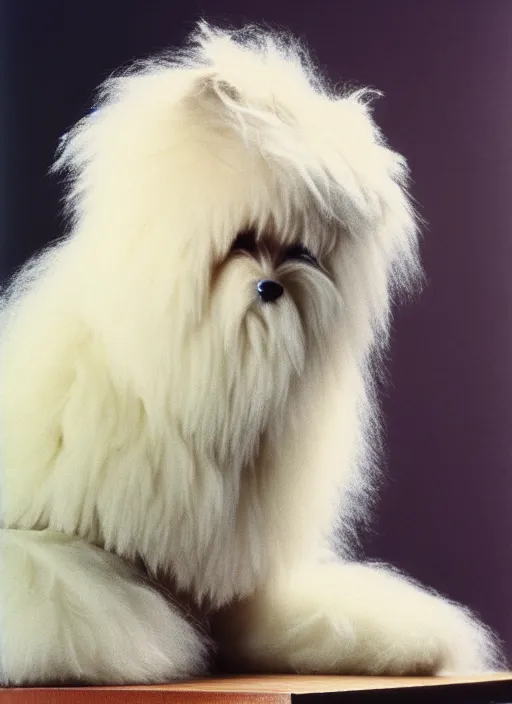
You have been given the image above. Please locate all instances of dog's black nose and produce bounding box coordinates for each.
[257,279,284,303]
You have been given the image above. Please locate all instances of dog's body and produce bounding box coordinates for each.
[0,24,502,685]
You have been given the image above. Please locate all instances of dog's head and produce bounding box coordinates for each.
[55,23,420,467]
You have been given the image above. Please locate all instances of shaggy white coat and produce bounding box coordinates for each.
[0,23,503,685]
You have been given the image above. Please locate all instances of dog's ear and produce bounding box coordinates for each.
[211,78,242,105]
[189,71,244,115]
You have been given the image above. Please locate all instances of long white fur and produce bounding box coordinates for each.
[0,22,504,684]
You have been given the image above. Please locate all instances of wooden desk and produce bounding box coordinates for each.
[2,674,512,704]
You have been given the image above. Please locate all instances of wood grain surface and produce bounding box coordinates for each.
[2,674,512,704]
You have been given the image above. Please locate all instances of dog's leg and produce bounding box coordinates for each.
[0,529,209,685]
[212,562,502,675]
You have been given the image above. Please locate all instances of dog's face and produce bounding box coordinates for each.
[216,223,340,372]
[56,24,418,470]
[197,212,343,466]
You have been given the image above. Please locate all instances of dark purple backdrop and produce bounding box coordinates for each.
[2,0,511,659]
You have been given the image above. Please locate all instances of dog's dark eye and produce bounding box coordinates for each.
[231,230,258,254]
[284,243,318,266]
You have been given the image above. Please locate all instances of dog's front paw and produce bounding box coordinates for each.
[309,563,500,676]
[213,562,503,676]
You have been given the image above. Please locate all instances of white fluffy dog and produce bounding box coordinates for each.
[0,23,503,685]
